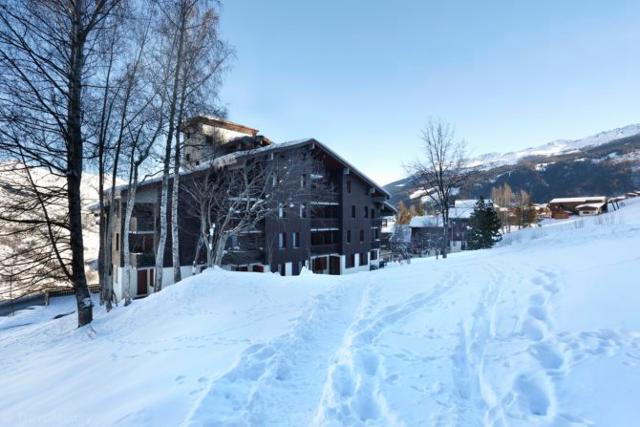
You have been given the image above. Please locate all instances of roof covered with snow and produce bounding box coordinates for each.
[549,196,607,204]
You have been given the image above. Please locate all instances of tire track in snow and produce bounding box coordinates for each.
[313,274,457,426]
[181,279,368,426]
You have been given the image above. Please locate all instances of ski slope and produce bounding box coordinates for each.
[1,201,640,426]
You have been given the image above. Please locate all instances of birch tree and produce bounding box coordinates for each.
[153,0,230,290]
[407,119,468,259]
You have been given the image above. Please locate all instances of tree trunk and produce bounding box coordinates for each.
[212,232,229,266]
[67,0,93,326]
[441,209,448,259]
[155,5,187,292]
[171,148,182,283]
[122,169,138,306]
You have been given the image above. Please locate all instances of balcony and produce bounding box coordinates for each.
[370,218,383,228]
[310,218,340,230]
[130,252,155,268]
[309,194,341,206]
[311,243,340,255]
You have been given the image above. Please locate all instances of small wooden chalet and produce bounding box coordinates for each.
[548,196,608,219]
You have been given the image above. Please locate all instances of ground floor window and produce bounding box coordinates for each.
[313,256,327,273]
[346,253,355,268]
[359,252,368,266]
[370,250,378,261]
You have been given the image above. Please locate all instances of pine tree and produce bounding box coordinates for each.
[467,197,502,249]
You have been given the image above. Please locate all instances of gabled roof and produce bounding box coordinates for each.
[107,138,390,199]
[211,138,390,198]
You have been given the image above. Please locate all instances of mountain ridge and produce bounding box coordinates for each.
[385,123,640,205]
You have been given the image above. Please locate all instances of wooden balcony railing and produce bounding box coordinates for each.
[310,218,340,229]
[310,243,340,255]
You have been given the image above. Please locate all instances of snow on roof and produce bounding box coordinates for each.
[410,189,428,200]
[410,215,443,228]
[110,138,390,199]
[449,206,473,219]
[549,196,607,204]
[576,203,605,210]
[454,199,493,209]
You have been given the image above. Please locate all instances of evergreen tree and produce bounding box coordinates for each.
[467,197,502,249]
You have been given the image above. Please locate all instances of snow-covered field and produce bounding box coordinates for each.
[2,201,640,426]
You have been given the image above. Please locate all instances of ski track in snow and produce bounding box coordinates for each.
[183,278,370,426]
[175,258,640,427]
[6,202,640,427]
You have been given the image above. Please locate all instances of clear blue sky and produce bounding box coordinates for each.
[218,0,640,184]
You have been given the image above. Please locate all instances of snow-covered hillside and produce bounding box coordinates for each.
[2,200,640,426]
[467,123,640,169]
[0,166,103,299]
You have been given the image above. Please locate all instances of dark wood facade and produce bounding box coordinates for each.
[107,137,392,297]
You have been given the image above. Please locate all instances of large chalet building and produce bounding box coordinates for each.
[106,116,395,300]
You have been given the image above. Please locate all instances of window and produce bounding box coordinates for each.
[360,252,368,266]
[278,204,286,218]
[299,204,306,218]
[346,230,351,244]
[278,232,286,249]
[301,174,307,188]
[279,264,286,276]
[347,179,352,193]
[352,205,356,218]
[293,232,300,248]
[370,250,378,261]
[205,135,213,145]
[371,208,375,218]
[364,206,369,218]
[115,233,120,250]
[346,253,355,268]
[360,229,364,243]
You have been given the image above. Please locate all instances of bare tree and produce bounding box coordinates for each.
[0,0,123,326]
[153,0,231,290]
[407,119,468,259]
[184,145,334,270]
[491,183,513,233]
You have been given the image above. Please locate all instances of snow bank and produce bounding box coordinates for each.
[2,200,640,425]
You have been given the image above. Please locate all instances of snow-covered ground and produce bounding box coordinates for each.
[2,201,640,426]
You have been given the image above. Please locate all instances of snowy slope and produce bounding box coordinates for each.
[2,200,640,426]
[0,167,104,299]
[467,123,640,169]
